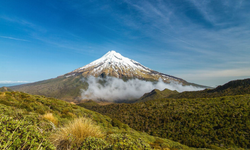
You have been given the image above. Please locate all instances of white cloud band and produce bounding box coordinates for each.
[81,76,204,101]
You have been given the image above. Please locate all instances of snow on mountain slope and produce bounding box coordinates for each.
[65,51,187,84]
[76,51,149,72]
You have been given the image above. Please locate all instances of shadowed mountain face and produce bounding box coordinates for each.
[11,75,87,102]
[11,51,205,102]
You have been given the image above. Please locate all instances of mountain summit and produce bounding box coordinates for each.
[11,50,204,102]
[65,51,186,84]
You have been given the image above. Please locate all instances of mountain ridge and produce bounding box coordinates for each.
[167,78,250,99]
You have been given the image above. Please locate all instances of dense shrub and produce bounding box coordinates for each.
[0,115,55,149]
[106,134,151,150]
[80,137,108,150]
[84,94,250,149]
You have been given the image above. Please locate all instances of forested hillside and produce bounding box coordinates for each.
[80,94,250,149]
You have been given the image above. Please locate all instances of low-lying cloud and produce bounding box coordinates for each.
[81,76,204,101]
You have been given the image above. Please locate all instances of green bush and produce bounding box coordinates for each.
[56,133,152,150]
[106,134,151,150]
[111,118,123,129]
[0,115,55,150]
[80,137,108,150]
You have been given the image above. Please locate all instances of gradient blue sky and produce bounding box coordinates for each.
[0,0,250,87]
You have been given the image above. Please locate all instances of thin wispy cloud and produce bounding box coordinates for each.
[0,15,47,33]
[183,68,250,79]
[117,0,250,86]
[187,0,216,25]
[177,68,250,87]
[0,0,249,86]
[0,36,29,42]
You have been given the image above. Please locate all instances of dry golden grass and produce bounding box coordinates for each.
[70,102,76,105]
[42,113,58,126]
[50,117,104,149]
[0,92,6,97]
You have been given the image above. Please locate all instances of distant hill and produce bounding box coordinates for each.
[0,86,13,92]
[78,100,100,108]
[168,78,250,99]
[135,89,178,103]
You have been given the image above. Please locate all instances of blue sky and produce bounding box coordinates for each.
[0,0,250,87]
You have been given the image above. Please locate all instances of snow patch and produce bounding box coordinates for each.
[65,74,75,78]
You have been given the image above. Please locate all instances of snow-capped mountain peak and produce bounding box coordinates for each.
[66,50,186,84]
[75,50,149,72]
[101,50,135,66]
[102,50,124,60]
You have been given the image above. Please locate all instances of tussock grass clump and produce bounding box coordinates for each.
[50,117,104,149]
[42,113,58,126]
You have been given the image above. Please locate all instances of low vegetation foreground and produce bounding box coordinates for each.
[0,91,192,150]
